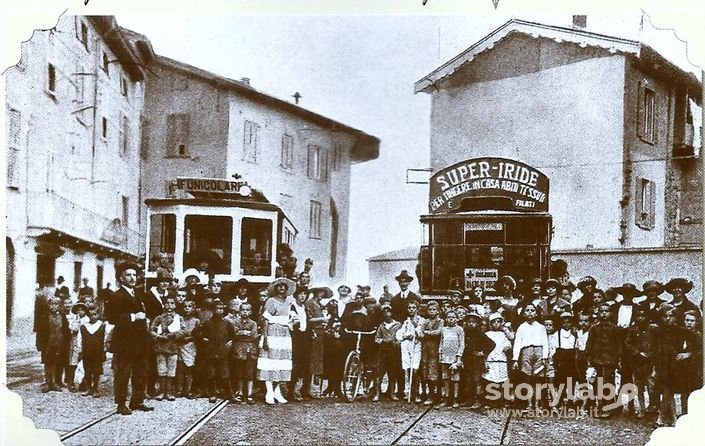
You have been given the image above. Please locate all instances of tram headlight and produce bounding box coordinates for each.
[239,185,252,197]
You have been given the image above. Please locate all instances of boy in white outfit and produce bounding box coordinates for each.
[395,300,425,402]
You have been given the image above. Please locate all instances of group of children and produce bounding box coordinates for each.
[34,293,106,397]
[34,273,702,428]
[365,276,702,428]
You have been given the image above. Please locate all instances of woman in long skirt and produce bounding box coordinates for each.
[257,277,296,405]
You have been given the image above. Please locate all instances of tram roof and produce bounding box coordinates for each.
[145,197,283,213]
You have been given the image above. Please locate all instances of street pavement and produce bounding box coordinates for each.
[4,321,656,445]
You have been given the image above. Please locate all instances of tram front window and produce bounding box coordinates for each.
[184,215,232,274]
[241,218,272,276]
[148,214,175,272]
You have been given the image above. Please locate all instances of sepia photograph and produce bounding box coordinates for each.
[2,1,704,444]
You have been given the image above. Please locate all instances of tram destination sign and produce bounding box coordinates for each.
[175,177,251,196]
[429,157,549,213]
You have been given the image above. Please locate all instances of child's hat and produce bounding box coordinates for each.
[466,308,483,321]
[559,311,573,319]
[71,302,88,314]
[488,312,503,323]
[380,303,392,311]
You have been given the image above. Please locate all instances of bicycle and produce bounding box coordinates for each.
[342,329,377,402]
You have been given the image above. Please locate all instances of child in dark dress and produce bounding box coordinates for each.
[232,303,259,404]
[322,300,345,399]
[37,297,70,392]
[80,306,106,397]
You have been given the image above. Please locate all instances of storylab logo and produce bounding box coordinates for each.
[485,378,638,412]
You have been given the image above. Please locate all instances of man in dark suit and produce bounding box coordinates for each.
[390,270,421,324]
[105,262,154,415]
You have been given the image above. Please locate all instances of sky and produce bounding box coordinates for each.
[115,12,699,286]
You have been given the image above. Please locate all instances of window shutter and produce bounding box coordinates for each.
[140,117,150,160]
[307,145,314,178]
[636,81,643,138]
[649,180,656,228]
[74,16,81,40]
[8,109,21,146]
[652,91,658,144]
[181,115,190,154]
[322,149,329,181]
[635,176,644,226]
[166,114,177,156]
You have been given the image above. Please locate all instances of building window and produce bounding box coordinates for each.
[140,117,150,160]
[332,141,342,171]
[283,226,296,246]
[119,116,129,156]
[166,113,190,157]
[243,120,260,163]
[7,109,21,189]
[281,134,294,170]
[309,200,322,239]
[121,195,129,226]
[638,83,656,143]
[47,63,56,95]
[635,177,656,230]
[78,20,89,50]
[101,117,108,139]
[102,52,110,75]
[120,76,129,97]
[307,145,329,182]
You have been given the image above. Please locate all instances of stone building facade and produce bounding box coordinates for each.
[5,16,148,328]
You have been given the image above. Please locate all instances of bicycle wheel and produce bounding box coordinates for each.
[342,351,361,402]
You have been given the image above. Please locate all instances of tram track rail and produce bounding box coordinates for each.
[169,399,229,446]
[390,403,437,445]
[59,410,117,442]
[57,399,229,445]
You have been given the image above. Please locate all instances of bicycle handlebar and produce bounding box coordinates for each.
[344,329,377,336]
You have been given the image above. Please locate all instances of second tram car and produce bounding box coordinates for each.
[418,157,552,298]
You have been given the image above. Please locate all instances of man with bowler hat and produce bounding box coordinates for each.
[105,262,154,415]
[390,270,421,324]
[664,278,700,321]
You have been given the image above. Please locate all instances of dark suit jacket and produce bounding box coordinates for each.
[142,287,169,321]
[390,291,421,323]
[105,287,152,355]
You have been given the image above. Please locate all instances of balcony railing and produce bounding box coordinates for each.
[26,192,142,256]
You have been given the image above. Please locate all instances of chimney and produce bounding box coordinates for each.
[572,15,587,29]
[240,77,250,85]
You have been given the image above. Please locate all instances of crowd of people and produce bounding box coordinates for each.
[33,260,702,428]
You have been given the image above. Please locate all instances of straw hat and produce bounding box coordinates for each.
[266,277,297,297]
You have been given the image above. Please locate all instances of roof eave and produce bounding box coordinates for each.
[154,55,380,163]
[88,16,147,82]
[414,18,641,94]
